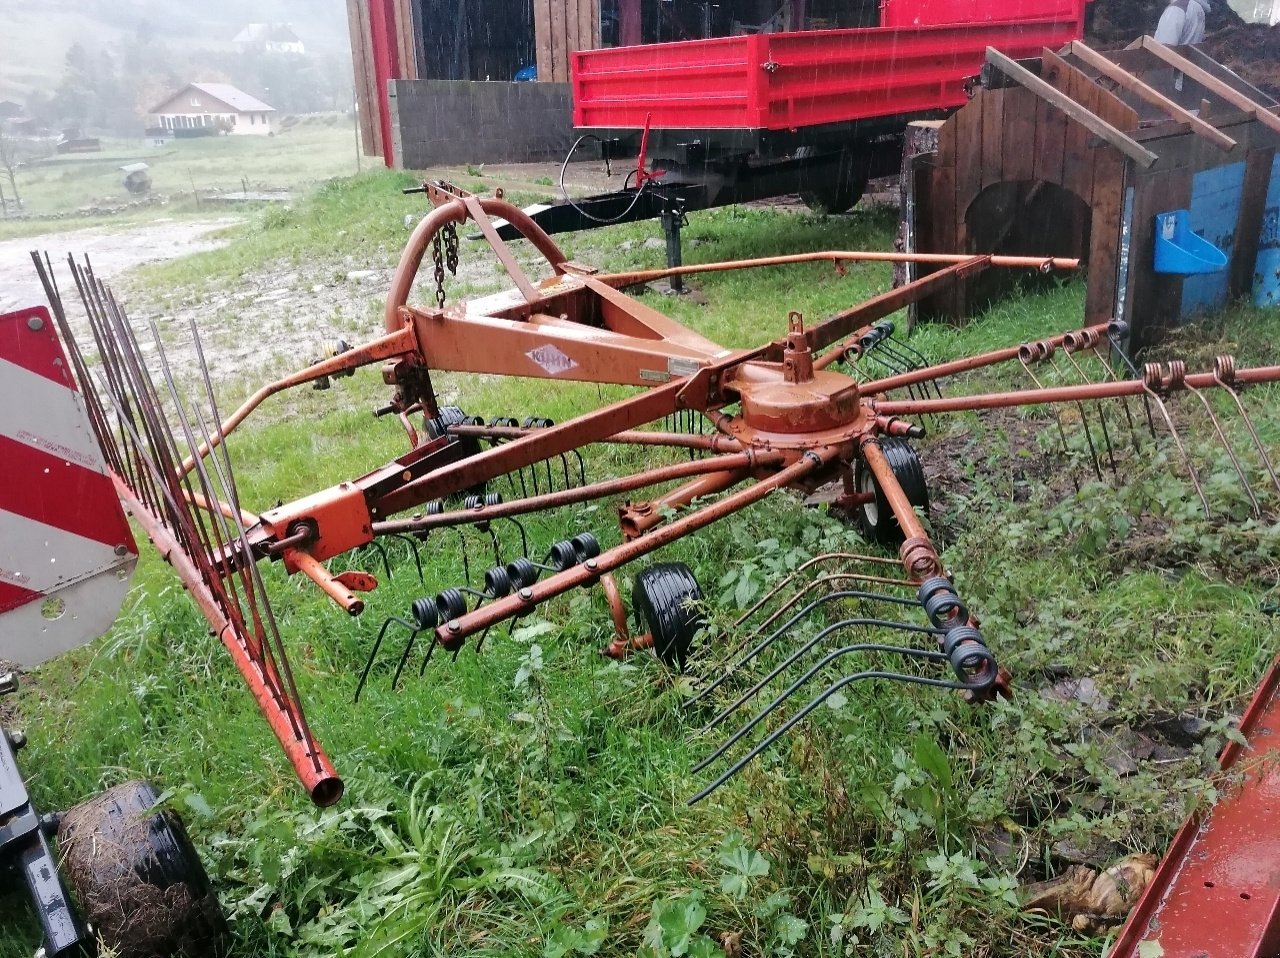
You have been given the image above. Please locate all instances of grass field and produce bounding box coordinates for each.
[4,119,361,219]
[3,172,1279,958]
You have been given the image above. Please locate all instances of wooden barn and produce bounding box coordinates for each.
[906,38,1280,349]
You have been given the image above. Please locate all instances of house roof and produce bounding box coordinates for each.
[149,82,276,115]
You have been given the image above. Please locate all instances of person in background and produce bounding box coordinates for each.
[1153,0,1210,44]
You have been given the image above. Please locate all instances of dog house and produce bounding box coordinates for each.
[907,38,1280,349]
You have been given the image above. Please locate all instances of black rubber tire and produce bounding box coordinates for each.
[59,780,229,958]
[633,563,705,671]
[853,438,930,546]
[796,148,869,215]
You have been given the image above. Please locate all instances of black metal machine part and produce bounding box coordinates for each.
[0,672,86,957]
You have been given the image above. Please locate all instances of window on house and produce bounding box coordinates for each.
[250,114,256,125]
[190,95,200,106]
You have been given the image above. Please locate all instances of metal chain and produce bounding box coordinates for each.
[443,222,459,276]
[432,231,446,308]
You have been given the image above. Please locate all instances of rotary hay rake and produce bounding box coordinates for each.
[35,181,1280,808]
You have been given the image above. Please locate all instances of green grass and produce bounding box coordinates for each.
[6,122,361,218]
[4,171,1280,958]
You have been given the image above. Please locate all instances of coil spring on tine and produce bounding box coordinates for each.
[411,597,441,630]
[1061,328,1100,353]
[1017,340,1055,364]
[484,564,514,598]
[507,557,539,589]
[524,416,555,429]
[571,532,601,560]
[1215,355,1237,385]
[435,588,468,621]
[546,539,580,571]
[924,590,969,629]
[941,625,996,687]
[426,500,445,516]
[489,415,519,429]
[1143,360,1186,394]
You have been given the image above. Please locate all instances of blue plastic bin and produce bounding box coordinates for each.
[1154,210,1228,275]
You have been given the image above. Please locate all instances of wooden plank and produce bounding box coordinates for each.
[1002,87,1038,183]
[551,0,569,83]
[986,47,1159,168]
[930,163,960,318]
[1230,147,1277,298]
[980,82,1005,191]
[952,90,984,233]
[1138,38,1280,134]
[1066,41,1235,151]
[565,0,580,64]
[1032,92,1068,188]
[1085,149,1125,324]
[346,0,380,156]
[534,0,553,83]
[578,0,597,51]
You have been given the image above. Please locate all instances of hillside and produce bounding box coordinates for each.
[0,0,350,102]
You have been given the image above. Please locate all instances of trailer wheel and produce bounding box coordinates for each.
[796,148,868,215]
[633,563,705,671]
[854,438,929,546]
[59,780,228,958]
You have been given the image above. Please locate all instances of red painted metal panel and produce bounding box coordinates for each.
[1110,646,1280,958]
[367,0,400,168]
[572,1,1086,132]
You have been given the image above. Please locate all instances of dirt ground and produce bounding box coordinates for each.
[0,219,235,316]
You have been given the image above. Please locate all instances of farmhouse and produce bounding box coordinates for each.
[233,23,306,54]
[148,82,277,136]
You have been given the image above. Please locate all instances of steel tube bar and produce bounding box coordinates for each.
[620,469,750,537]
[871,366,1280,416]
[446,423,742,452]
[372,450,782,534]
[114,479,342,805]
[594,250,1079,288]
[424,451,831,645]
[179,326,418,478]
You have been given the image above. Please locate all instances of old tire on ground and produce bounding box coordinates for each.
[59,780,228,958]
[633,563,706,671]
[854,438,929,546]
[796,148,869,215]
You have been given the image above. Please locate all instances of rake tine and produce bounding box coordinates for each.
[486,527,502,567]
[729,553,910,631]
[688,589,924,706]
[688,659,963,806]
[701,616,942,733]
[692,643,951,775]
[1142,364,1212,517]
[417,634,443,676]
[559,453,572,490]
[505,517,530,559]
[1059,349,1119,474]
[517,466,530,500]
[570,448,588,486]
[1047,354,1105,481]
[1214,357,1280,496]
[356,616,418,701]
[1184,381,1262,516]
[454,529,472,583]
[1088,345,1143,449]
[1019,356,1083,492]
[1108,324,1159,438]
[367,540,393,581]
[390,626,427,690]
[390,534,426,584]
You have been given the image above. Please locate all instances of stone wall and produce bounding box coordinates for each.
[388,80,576,169]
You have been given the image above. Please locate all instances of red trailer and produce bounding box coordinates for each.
[501,0,1090,246]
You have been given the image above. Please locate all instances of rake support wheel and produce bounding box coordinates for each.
[59,780,228,958]
[854,438,930,545]
[633,563,706,671]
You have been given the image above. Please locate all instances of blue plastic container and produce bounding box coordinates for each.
[1154,209,1228,275]
[1257,247,1280,308]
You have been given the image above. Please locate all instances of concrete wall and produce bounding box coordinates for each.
[388,80,575,169]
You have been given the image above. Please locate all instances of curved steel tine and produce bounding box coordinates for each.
[454,529,472,583]
[1184,383,1261,516]
[487,527,502,567]
[687,590,923,707]
[688,663,964,806]
[1215,371,1280,495]
[544,456,554,493]
[1108,331,1159,437]
[730,553,909,631]
[355,615,418,702]
[722,571,917,663]
[559,453,572,490]
[531,460,541,495]
[1142,384,1212,517]
[571,448,588,487]
[692,643,950,774]
[1059,348,1118,474]
[1088,345,1142,447]
[474,625,494,654]
[368,540,393,581]
[505,516,529,559]
[416,634,442,677]
[1046,354,1105,480]
[702,616,942,733]
[390,534,425,584]
[1019,357,1082,492]
[390,624,426,691]
[517,467,529,500]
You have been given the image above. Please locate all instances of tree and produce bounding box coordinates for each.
[0,128,23,213]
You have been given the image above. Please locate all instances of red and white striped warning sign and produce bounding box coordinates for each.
[0,306,137,666]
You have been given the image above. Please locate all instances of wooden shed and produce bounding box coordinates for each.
[908,38,1280,350]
